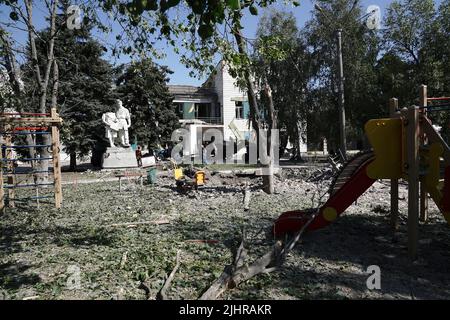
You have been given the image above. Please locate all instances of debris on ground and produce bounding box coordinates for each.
[1,167,449,300]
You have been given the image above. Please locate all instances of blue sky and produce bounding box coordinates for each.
[160,0,394,85]
[0,1,423,86]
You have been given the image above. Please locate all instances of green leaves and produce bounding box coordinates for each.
[130,15,141,27]
[144,0,158,10]
[249,5,258,15]
[116,59,179,149]
[198,24,214,40]
[161,25,171,36]
[226,0,240,11]
[127,0,144,15]
[9,11,19,21]
[167,0,181,8]
[257,35,290,61]
[160,0,169,12]
[187,0,205,15]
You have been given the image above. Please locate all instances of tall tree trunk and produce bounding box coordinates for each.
[233,25,275,194]
[70,152,77,171]
[0,31,36,160]
[24,0,59,182]
[50,59,59,175]
[0,32,23,95]
[233,28,261,132]
[262,83,276,194]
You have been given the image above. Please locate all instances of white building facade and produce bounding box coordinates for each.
[169,61,306,160]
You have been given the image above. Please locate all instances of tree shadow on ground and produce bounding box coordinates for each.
[1,220,118,255]
[272,211,450,299]
[61,162,100,172]
[157,184,246,195]
[227,209,450,300]
[0,262,41,290]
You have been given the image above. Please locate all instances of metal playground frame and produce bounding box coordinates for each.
[0,108,63,211]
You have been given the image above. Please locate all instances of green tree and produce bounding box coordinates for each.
[1,0,60,178]
[22,3,115,170]
[254,10,312,159]
[436,0,450,94]
[383,0,449,141]
[304,0,382,151]
[434,0,450,141]
[115,59,178,151]
[383,0,438,102]
[93,0,301,193]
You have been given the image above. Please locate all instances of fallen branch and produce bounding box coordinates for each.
[105,219,170,228]
[199,212,318,300]
[199,240,282,300]
[157,250,181,300]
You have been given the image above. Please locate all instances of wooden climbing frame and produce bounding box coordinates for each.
[389,85,450,259]
[0,107,63,211]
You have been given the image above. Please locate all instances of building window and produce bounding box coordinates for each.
[174,103,183,118]
[195,103,211,118]
[235,101,243,119]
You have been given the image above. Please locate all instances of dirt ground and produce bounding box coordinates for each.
[1,166,450,300]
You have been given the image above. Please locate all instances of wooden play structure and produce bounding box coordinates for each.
[274,85,450,260]
[0,108,63,211]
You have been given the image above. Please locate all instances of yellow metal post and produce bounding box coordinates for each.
[407,106,420,260]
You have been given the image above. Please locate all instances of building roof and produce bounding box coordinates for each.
[168,85,217,101]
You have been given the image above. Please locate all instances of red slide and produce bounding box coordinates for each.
[273,153,376,237]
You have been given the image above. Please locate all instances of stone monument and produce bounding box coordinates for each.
[101,99,137,169]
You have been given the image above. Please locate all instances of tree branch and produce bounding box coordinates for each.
[24,0,43,87]
[156,250,181,300]
[199,211,318,300]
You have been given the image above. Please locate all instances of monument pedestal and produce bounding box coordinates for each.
[102,147,138,169]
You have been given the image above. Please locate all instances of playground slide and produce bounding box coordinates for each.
[273,153,376,237]
[274,149,450,237]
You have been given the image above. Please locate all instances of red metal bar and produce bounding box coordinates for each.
[427,97,450,101]
[13,127,48,131]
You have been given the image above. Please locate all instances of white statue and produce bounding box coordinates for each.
[115,99,131,147]
[102,112,120,147]
[102,99,131,147]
